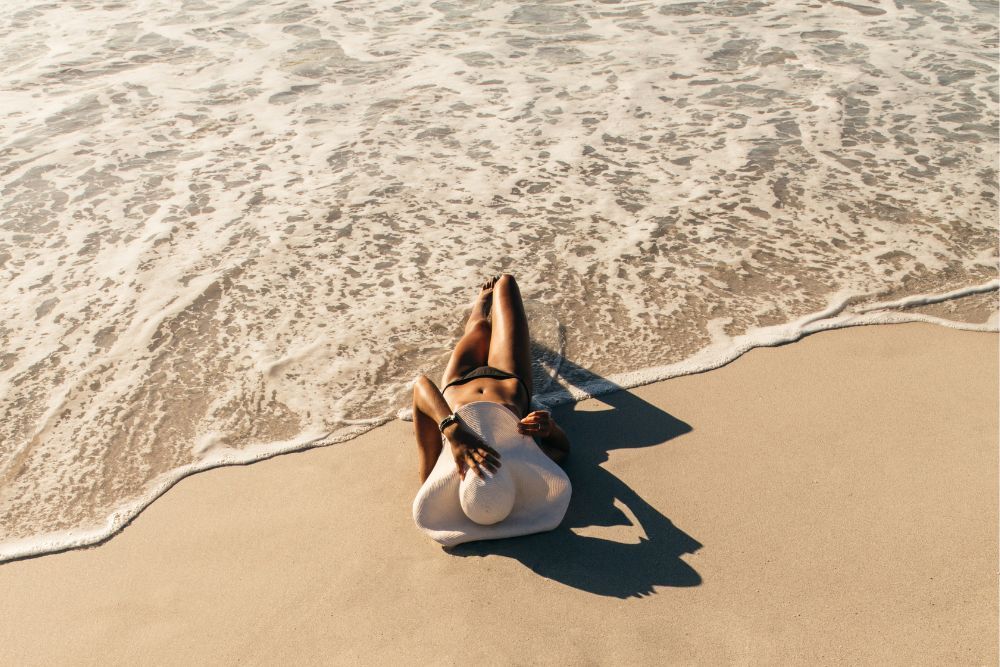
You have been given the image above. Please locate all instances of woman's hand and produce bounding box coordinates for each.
[518,410,553,439]
[445,422,501,479]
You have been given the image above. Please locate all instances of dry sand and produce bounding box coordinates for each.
[1,322,996,665]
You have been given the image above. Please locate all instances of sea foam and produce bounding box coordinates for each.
[1,0,996,562]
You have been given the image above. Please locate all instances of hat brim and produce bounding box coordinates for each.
[412,401,572,547]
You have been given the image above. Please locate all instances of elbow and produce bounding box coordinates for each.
[541,443,569,465]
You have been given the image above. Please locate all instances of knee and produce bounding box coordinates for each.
[496,273,518,290]
[465,318,491,337]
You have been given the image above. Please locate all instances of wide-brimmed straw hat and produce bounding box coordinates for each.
[412,401,572,547]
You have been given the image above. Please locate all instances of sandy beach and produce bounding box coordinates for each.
[0,322,995,665]
[2,0,997,664]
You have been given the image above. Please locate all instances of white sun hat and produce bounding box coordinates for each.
[412,401,572,547]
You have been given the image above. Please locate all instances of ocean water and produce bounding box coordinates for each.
[1,0,996,561]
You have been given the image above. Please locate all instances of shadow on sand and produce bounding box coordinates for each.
[450,350,702,598]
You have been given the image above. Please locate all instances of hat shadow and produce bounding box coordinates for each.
[449,347,702,599]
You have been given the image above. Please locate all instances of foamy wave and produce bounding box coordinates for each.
[2,281,995,563]
[1,0,996,560]
[531,280,999,408]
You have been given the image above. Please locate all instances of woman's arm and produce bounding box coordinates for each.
[412,375,501,482]
[412,375,450,482]
[537,421,570,464]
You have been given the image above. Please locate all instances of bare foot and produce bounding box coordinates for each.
[473,275,500,321]
[481,274,501,293]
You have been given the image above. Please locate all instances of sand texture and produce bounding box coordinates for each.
[1,323,996,665]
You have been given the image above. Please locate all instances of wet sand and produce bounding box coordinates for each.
[0,322,996,665]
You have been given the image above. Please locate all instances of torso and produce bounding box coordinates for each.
[442,377,529,419]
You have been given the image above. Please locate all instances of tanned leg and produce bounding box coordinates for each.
[487,274,533,396]
[440,276,498,387]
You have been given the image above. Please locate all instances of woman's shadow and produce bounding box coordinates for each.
[450,347,702,598]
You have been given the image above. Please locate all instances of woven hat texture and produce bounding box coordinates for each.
[412,401,572,546]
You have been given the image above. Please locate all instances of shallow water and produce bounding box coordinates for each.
[1,0,997,560]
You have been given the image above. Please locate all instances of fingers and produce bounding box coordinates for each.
[472,446,502,475]
[478,448,501,472]
[480,443,501,464]
[518,410,551,435]
[459,451,485,479]
[464,451,485,478]
[450,426,503,479]
[457,447,501,479]
[474,450,499,476]
[469,436,501,465]
[465,451,482,478]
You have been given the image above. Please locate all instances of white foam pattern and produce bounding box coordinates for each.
[0,0,996,561]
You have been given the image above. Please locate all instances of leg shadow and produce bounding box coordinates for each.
[450,350,702,598]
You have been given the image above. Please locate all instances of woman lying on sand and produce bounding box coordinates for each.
[411,274,571,482]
